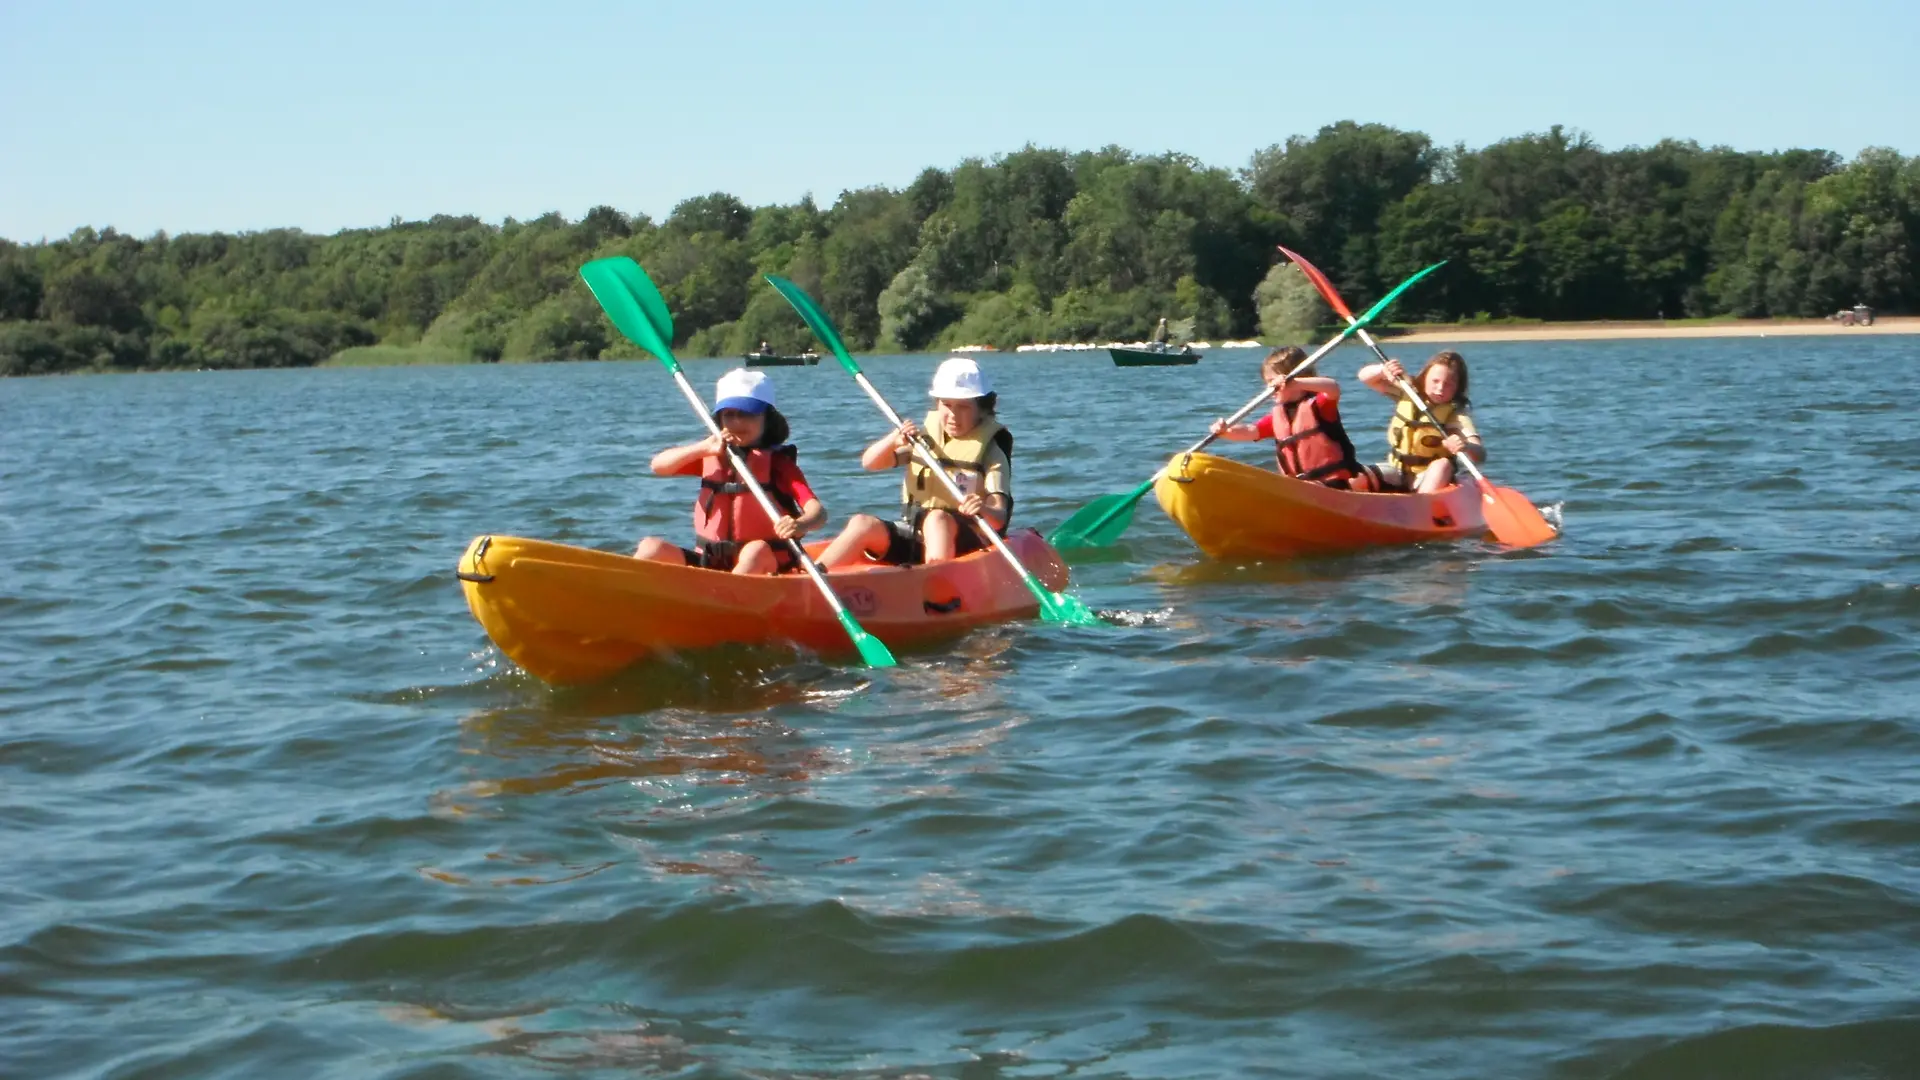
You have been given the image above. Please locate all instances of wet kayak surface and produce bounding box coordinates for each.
[4,337,1918,1078]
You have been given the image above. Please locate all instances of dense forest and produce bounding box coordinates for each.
[3,122,1915,376]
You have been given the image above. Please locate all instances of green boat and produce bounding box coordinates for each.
[1109,344,1201,367]
[742,351,822,367]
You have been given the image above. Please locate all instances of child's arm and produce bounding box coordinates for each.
[1289,375,1341,403]
[1209,417,1263,442]
[1444,411,1485,463]
[651,435,723,476]
[859,419,919,471]
[1357,359,1406,398]
[773,497,826,540]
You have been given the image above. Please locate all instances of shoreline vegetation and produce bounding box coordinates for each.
[1385,314,1920,343]
[5,121,1917,377]
[307,315,1920,369]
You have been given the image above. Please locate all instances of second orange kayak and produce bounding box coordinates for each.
[1153,452,1488,559]
[458,529,1071,684]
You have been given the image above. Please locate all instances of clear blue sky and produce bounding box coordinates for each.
[3,0,1915,242]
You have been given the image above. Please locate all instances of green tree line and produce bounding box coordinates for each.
[4,122,1915,376]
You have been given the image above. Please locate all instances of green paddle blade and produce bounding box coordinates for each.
[1352,260,1445,327]
[1047,478,1156,549]
[769,270,1103,630]
[581,257,682,371]
[766,275,861,375]
[1037,586,1103,627]
[836,610,899,667]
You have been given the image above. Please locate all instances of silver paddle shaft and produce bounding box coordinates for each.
[1165,338,1336,475]
[1336,318,1492,486]
[850,371,1032,575]
[667,370,856,618]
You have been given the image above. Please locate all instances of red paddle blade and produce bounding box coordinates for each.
[1474,479,1558,549]
[1277,244,1355,322]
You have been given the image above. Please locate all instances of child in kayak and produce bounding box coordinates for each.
[1356,349,1482,494]
[1208,346,1381,490]
[633,368,826,575]
[818,357,1012,567]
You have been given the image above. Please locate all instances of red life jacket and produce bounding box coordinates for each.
[693,446,801,544]
[1271,395,1362,485]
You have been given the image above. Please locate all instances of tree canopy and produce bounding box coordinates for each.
[4,123,1915,376]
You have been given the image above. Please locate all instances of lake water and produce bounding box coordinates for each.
[4,336,1917,1079]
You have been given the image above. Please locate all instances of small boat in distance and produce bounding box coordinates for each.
[1108,342,1201,366]
[743,351,822,367]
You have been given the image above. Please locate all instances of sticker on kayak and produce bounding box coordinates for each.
[839,586,879,615]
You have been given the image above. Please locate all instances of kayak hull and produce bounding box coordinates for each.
[457,529,1070,684]
[1153,452,1487,559]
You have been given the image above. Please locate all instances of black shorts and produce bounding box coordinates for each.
[678,539,797,573]
[878,508,992,565]
[1323,464,1389,492]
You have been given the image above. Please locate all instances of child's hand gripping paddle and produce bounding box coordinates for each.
[1277,245,1557,550]
[764,275,1102,628]
[578,257,898,667]
[1046,260,1448,549]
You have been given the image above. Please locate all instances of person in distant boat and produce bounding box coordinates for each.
[1209,346,1380,490]
[1150,318,1170,348]
[633,368,825,574]
[818,357,1012,567]
[1356,349,1482,494]
[757,340,772,355]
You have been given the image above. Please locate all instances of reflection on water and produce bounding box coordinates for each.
[422,630,1030,893]
[1145,546,1478,616]
[10,340,1920,1079]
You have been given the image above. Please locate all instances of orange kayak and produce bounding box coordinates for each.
[457,529,1071,684]
[1153,452,1488,559]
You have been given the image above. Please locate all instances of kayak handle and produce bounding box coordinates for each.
[458,536,495,582]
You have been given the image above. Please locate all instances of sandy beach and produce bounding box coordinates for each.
[1385,316,1920,343]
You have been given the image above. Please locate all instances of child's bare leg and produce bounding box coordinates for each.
[634,537,687,563]
[731,540,781,575]
[1417,459,1455,494]
[818,514,891,568]
[921,509,958,562]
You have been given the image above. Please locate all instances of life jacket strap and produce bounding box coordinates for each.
[1298,461,1353,481]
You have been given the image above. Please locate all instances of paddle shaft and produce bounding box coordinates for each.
[761,273,1092,617]
[1169,326,1357,481]
[1066,326,1365,544]
[848,370,1040,586]
[1345,325,1492,486]
[663,368,860,622]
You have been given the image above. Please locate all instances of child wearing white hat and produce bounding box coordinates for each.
[817,357,1013,567]
[633,368,826,574]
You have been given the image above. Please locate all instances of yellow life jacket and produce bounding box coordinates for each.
[903,411,1014,517]
[1387,397,1470,476]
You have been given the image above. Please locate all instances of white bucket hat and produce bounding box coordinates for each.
[929,357,992,399]
[713,368,775,414]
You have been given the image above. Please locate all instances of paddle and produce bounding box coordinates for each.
[1046,260,1447,549]
[577,256,898,668]
[1277,245,1557,549]
[764,274,1103,628]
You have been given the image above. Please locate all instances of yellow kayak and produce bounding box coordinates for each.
[457,530,1070,684]
[1153,452,1488,559]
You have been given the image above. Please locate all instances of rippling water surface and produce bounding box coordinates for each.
[4,338,1918,1079]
